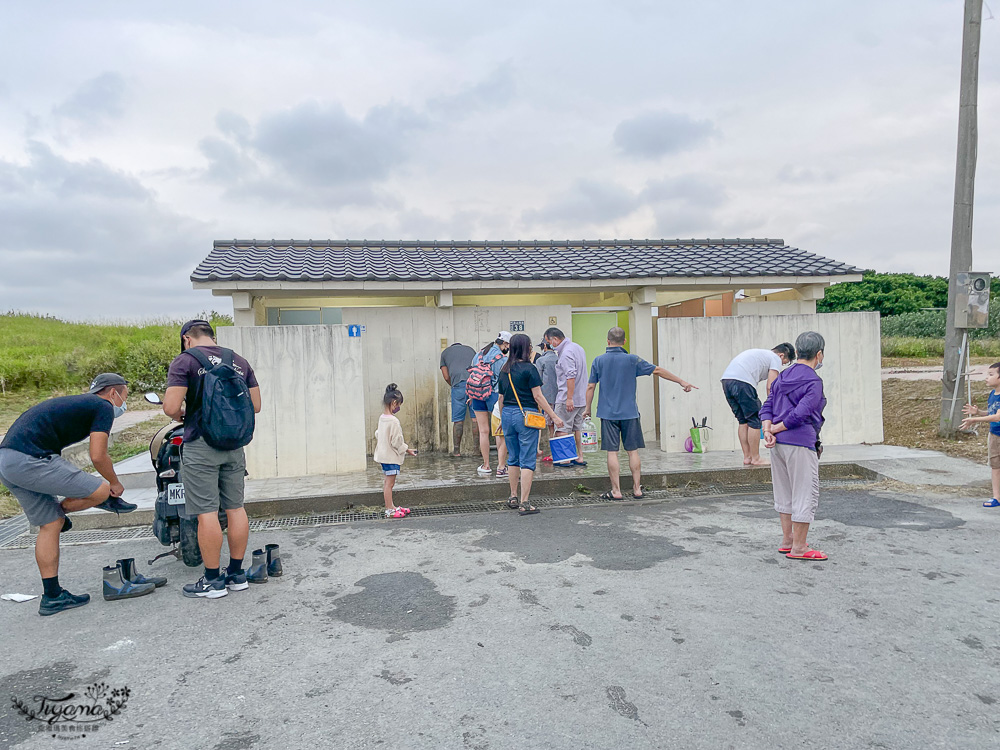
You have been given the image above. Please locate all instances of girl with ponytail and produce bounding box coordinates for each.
[373,383,417,518]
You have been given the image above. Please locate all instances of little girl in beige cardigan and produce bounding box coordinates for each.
[374,383,418,518]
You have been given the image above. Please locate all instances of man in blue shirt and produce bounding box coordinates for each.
[585,327,696,500]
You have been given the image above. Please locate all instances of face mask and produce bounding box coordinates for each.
[815,357,824,370]
[391,405,401,414]
[112,393,128,419]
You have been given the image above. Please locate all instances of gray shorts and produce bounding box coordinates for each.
[555,403,586,434]
[770,443,819,523]
[0,448,104,527]
[180,438,247,515]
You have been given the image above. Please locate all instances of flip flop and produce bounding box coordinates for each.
[518,506,540,516]
[984,499,1000,507]
[541,456,553,463]
[785,550,827,561]
[632,484,645,499]
[778,547,792,554]
[599,491,623,501]
[570,459,588,467]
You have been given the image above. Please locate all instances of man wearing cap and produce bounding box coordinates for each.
[163,320,261,600]
[0,374,136,616]
[543,327,590,467]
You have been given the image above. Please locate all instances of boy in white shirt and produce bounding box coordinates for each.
[721,344,795,466]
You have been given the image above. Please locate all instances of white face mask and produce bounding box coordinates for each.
[112,391,128,419]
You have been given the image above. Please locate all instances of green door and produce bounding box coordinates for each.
[571,312,628,416]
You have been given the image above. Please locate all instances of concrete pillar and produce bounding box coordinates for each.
[630,300,656,442]
[232,292,255,327]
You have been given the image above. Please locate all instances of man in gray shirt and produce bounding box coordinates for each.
[440,342,477,457]
[534,341,559,458]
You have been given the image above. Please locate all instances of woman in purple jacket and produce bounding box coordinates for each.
[760,331,828,561]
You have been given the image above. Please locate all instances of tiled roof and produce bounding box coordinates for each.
[192,239,862,283]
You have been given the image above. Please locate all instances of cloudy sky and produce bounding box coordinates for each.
[1,1,999,319]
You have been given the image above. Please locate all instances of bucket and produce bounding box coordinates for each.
[550,434,579,463]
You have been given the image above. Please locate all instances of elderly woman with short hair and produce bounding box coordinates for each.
[760,331,828,561]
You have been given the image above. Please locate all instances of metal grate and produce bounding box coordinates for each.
[0,478,872,550]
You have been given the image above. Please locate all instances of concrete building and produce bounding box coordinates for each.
[193,238,877,477]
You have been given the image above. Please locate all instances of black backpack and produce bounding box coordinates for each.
[185,348,255,450]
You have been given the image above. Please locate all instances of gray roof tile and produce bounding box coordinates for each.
[191,239,861,284]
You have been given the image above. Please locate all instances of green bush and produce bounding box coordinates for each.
[0,311,233,394]
[881,337,1000,358]
[880,300,1000,341]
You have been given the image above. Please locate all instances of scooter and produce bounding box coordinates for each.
[143,393,228,567]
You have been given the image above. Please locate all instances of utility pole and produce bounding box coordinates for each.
[940,0,983,435]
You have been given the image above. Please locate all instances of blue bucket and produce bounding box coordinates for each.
[550,434,578,463]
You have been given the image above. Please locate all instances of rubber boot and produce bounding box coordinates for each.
[247,549,268,584]
[118,557,167,588]
[103,563,155,601]
[265,543,283,577]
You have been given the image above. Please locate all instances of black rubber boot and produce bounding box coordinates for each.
[247,549,268,584]
[103,563,155,601]
[265,544,283,577]
[118,557,167,588]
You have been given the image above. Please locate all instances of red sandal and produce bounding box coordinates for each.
[785,549,827,561]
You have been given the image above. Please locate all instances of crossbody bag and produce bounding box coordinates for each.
[508,373,547,430]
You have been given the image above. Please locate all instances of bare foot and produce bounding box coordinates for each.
[749,458,769,466]
[742,457,752,466]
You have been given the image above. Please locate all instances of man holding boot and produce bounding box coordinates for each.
[164,320,261,599]
[0,373,137,616]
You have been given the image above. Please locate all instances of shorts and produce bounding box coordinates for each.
[0,448,103,527]
[722,379,763,430]
[381,463,401,476]
[451,384,472,422]
[601,418,645,452]
[770,443,819,523]
[501,406,541,472]
[470,393,498,414]
[555,402,586,433]
[180,438,247,516]
[989,433,1000,469]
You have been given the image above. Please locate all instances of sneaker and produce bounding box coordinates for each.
[38,589,90,617]
[225,570,249,591]
[182,575,228,599]
[95,496,138,514]
[477,465,492,476]
[496,467,509,478]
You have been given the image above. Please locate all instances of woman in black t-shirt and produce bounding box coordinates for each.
[497,333,563,515]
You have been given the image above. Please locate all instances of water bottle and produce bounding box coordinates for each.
[581,417,599,452]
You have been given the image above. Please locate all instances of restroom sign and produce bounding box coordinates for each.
[348,325,361,337]
[509,321,525,332]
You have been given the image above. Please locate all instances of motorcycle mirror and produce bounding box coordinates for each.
[144,392,162,405]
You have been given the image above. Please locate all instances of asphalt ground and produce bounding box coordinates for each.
[1,486,998,750]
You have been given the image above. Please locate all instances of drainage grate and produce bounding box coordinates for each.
[0,478,872,550]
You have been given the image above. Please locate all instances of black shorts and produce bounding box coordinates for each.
[722,379,762,429]
[601,418,645,452]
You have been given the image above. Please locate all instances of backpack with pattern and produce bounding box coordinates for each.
[465,352,503,401]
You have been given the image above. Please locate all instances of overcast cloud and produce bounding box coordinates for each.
[0,1,998,319]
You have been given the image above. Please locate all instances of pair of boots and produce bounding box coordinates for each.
[247,544,282,584]
[103,558,168,601]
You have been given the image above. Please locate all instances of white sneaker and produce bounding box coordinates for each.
[477,464,492,476]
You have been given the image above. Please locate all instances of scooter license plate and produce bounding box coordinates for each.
[166,483,186,506]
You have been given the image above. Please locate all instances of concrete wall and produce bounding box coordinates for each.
[734,300,817,316]
[217,325,367,478]
[339,304,574,455]
[657,312,883,453]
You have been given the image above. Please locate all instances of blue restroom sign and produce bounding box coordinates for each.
[348,325,361,337]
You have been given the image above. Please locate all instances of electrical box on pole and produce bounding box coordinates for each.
[954,272,991,328]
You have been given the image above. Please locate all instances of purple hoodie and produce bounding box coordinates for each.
[759,363,826,450]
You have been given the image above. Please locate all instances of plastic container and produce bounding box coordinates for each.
[581,417,599,452]
[550,434,579,463]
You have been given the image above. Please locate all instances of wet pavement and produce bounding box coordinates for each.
[1,484,998,749]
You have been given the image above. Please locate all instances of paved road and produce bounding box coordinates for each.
[1,487,998,749]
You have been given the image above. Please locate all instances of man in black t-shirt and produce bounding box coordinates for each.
[164,320,261,600]
[0,373,134,616]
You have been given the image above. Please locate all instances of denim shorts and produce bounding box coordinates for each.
[501,405,541,472]
[451,384,472,422]
[381,463,401,476]
[470,393,498,414]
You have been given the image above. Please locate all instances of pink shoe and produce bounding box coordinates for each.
[385,507,410,519]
